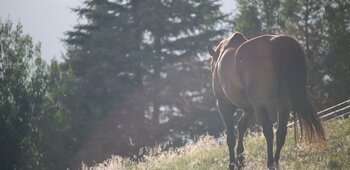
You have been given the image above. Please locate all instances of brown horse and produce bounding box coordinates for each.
[208,32,326,169]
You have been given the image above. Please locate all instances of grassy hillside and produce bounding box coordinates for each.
[84,119,350,170]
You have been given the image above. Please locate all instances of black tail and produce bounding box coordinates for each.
[273,36,326,144]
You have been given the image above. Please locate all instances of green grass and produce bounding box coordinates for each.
[84,119,350,170]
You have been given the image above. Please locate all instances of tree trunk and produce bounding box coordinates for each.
[152,35,162,124]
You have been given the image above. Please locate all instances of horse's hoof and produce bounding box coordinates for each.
[237,155,245,167]
[237,160,245,169]
[268,162,277,170]
[229,162,238,170]
[237,162,245,169]
[274,157,280,166]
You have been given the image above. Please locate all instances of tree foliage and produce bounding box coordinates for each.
[0,19,76,170]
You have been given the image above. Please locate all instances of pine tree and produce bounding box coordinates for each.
[132,0,228,124]
[322,0,350,104]
[259,0,281,33]
[234,0,262,37]
[64,0,229,166]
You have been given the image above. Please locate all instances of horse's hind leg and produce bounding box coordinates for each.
[236,109,253,166]
[217,99,237,169]
[255,105,275,169]
[274,107,289,165]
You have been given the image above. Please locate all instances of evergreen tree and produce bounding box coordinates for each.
[234,0,262,37]
[132,0,227,125]
[322,0,350,104]
[259,0,281,33]
[64,0,229,166]
[64,0,142,152]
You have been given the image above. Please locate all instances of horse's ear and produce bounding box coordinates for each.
[208,45,219,61]
[226,32,247,47]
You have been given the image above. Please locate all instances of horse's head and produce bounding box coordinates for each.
[208,32,247,72]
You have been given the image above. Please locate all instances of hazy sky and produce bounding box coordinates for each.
[0,0,235,61]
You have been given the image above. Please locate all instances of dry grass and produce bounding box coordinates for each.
[83,119,350,170]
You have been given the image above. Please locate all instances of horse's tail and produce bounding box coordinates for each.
[272,36,326,145]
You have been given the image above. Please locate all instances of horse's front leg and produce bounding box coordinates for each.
[236,109,253,167]
[217,99,237,170]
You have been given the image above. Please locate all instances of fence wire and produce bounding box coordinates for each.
[287,99,350,127]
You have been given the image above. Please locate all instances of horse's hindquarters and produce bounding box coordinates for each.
[237,37,279,108]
